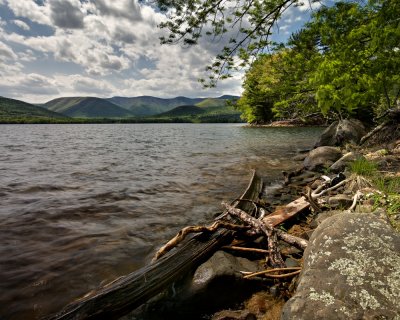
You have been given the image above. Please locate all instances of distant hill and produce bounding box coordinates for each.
[195,97,239,108]
[157,105,206,117]
[44,97,134,118]
[107,96,205,116]
[0,96,68,121]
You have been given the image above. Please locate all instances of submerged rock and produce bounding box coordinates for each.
[281,212,400,320]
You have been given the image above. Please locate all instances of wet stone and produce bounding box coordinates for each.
[281,212,400,320]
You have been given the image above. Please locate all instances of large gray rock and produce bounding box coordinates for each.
[303,146,342,171]
[315,119,367,147]
[281,212,400,320]
[190,250,260,292]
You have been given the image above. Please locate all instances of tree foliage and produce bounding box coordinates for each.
[154,0,400,123]
[236,0,400,123]
[153,0,301,86]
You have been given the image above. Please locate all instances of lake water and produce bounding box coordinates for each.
[0,123,322,319]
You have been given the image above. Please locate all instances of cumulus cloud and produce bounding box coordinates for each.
[91,0,142,22]
[6,0,51,25]
[12,19,30,30]
[297,1,322,12]
[0,40,17,60]
[0,73,60,98]
[50,0,85,29]
[0,0,252,102]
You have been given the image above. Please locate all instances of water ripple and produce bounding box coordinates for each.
[0,123,322,319]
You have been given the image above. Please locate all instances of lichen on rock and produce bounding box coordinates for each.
[281,212,400,320]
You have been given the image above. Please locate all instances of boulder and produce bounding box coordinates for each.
[329,152,363,173]
[314,119,367,147]
[281,212,400,320]
[326,194,353,208]
[303,146,342,171]
[190,251,260,292]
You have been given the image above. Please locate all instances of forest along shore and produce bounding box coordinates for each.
[131,117,400,320]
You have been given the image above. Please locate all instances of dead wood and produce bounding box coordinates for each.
[305,186,322,213]
[243,267,302,279]
[261,196,310,226]
[153,222,251,261]
[45,171,263,320]
[222,202,285,268]
[360,120,391,145]
[222,246,270,254]
[274,229,308,251]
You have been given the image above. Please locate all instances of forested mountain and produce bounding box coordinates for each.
[0,96,68,121]
[44,97,134,118]
[1,95,240,122]
[157,105,205,117]
[107,95,236,116]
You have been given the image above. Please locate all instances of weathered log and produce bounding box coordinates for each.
[44,170,263,320]
[153,221,251,261]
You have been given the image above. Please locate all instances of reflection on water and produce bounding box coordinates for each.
[0,123,322,319]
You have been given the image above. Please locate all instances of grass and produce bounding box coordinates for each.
[349,157,400,231]
[350,158,378,176]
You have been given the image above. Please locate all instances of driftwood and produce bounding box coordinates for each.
[262,196,310,226]
[222,246,270,254]
[45,170,263,320]
[223,202,285,268]
[153,221,251,261]
[243,267,302,279]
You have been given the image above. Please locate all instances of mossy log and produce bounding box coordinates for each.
[45,170,263,320]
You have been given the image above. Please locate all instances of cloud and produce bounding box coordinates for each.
[297,1,322,12]
[0,40,17,60]
[91,0,142,22]
[50,0,85,29]
[0,0,246,102]
[0,73,60,97]
[69,75,116,96]
[6,0,51,25]
[12,19,30,30]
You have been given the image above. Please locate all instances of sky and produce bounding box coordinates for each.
[0,0,319,103]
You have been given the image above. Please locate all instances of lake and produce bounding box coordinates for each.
[0,123,322,319]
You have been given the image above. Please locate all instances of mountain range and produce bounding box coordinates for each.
[0,94,241,123]
[44,95,239,118]
[0,96,69,121]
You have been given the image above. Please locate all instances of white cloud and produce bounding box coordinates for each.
[50,0,85,29]
[0,0,250,102]
[297,1,322,12]
[12,19,30,30]
[90,0,143,22]
[0,40,17,60]
[6,0,52,25]
[0,73,60,99]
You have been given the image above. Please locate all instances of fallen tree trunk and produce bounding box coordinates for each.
[45,170,263,320]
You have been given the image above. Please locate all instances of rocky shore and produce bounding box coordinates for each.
[128,118,400,320]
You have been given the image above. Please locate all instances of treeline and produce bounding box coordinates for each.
[0,114,243,124]
[236,0,400,124]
